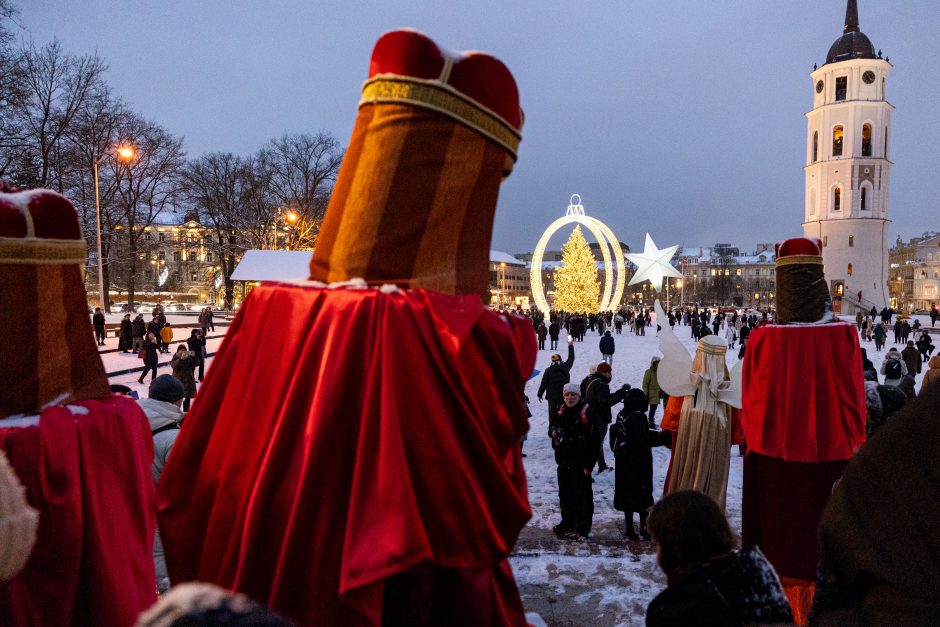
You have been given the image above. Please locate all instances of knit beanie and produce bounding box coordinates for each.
[562,383,580,396]
[149,374,184,404]
[596,362,612,375]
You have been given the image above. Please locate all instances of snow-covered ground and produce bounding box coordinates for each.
[100,309,934,625]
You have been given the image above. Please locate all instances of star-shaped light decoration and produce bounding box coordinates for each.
[626,233,682,292]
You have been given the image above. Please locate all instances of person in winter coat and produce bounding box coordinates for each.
[160,323,174,354]
[551,383,600,540]
[132,313,146,352]
[118,313,134,352]
[92,307,106,345]
[583,361,628,473]
[548,321,560,350]
[892,319,903,344]
[138,333,160,384]
[198,308,211,335]
[610,389,668,541]
[137,374,184,593]
[917,331,934,363]
[898,375,917,401]
[187,328,207,381]
[920,355,940,397]
[642,357,663,428]
[536,322,547,350]
[646,491,793,627]
[873,323,887,352]
[537,338,575,434]
[599,330,615,365]
[171,344,198,412]
[901,341,921,377]
[880,348,907,386]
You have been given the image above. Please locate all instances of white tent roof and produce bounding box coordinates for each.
[231,250,313,281]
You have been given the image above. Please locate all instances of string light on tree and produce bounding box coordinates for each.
[552,225,600,313]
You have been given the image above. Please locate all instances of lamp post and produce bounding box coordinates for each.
[93,144,136,312]
[677,279,683,309]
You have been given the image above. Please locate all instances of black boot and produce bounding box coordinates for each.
[625,514,639,541]
[639,511,651,541]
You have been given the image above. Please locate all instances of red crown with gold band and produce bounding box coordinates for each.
[0,183,109,417]
[775,237,823,267]
[361,29,522,171]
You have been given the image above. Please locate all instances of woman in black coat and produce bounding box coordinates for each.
[610,388,667,540]
[138,333,160,383]
[118,314,134,352]
[187,328,207,381]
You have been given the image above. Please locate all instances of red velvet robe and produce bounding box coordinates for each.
[0,396,156,626]
[157,284,536,625]
[741,323,866,581]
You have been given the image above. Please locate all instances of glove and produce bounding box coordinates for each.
[537,396,543,403]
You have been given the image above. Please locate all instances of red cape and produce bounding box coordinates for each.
[0,396,156,626]
[157,284,535,625]
[742,323,866,462]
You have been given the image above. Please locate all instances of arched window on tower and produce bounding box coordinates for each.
[847,263,853,276]
[860,186,868,210]
[862,124,872,157]
[812,131,819,162]
[833,186,842,211]
[833,126,844,157]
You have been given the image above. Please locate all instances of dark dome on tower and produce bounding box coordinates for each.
[825,0,877,65]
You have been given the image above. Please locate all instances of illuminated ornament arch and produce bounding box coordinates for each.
[530,194,626,314]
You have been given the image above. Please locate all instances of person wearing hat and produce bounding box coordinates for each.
[642,356,663,429]
[582,361,629,474]
[550,382,599,540]
[139,374,184,593]
[537,335,576,435]
[740,237,866,623]
[118,312,134,352]
[158,30,534,625]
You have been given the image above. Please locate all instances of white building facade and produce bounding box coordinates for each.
[802,0,892,312]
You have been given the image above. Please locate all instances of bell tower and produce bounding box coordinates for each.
[803,0,892,312]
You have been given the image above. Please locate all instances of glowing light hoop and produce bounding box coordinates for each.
[530,195,626,314]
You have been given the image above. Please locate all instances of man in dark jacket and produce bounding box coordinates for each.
[551,383,600,540]
[599,330,615,365]
[92,307,106,345]
[583,361,627,473]
[132,313,146,353]
[548,321,560,350]
[537,337,575,434]
[901,340,922,376]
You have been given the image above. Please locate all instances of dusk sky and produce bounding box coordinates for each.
[20,1,940,254]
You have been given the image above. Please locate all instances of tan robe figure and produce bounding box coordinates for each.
[667,336,734,511]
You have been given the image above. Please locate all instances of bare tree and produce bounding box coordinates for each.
[180,152,255,308]
[109,114,185,311]
[2,40,106,188]
[257,132,343,249]
[0,1,26,176]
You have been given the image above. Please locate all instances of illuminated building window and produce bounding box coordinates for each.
[835,76,847,101]
[833,187,841,212]
[862,124,872,157]
[848,263,853,276]
[833,126,844,157]
[813,131,819,162]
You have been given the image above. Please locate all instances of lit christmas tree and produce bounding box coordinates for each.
[552,225,600,312]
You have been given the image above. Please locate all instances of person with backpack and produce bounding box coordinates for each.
[880,348,907,386]
[550,383,600,540]
[610,388,669,541]
[137,374,184,593]
[583,361,628,474]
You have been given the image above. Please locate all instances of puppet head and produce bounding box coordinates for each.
[0,183,110,417]
[308,29,523,296]
[774,237,831,324]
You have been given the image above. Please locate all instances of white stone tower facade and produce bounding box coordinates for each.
[803,0,892,311]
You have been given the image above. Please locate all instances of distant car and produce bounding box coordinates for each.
[161,302,189,312]
[137,302,158,314]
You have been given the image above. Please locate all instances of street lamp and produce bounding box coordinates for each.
[676,279,683,308]
[93,144,136,311]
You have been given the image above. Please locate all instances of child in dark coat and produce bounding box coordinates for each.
[609,388,668,540]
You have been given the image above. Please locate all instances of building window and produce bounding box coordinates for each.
[173,251,181,262]
[736,268,742,276]
[144,232,152,241]
[833,187,841,211]
[710,269,716,276]
[812,131,819,162]
[861,123,872,156]
[191,272,198,281]
[158,232,165,242]
[823,236,828,247]
[835,77,847,101]
[206,252,213,263]
[849,235,854,247]
[833,126,844,157]
[860,186,868,210]
[190,250,197,261]
[847,263,853,276]
[158,251,165,260]
[173,272,180,282]
[145,270,152,280]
